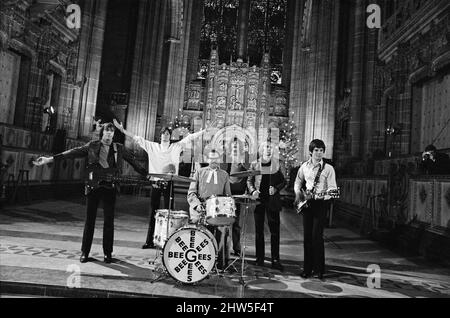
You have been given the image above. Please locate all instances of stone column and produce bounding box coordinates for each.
[348,0,366,158]
[287,0,307,159]
[161,0,199,122]
[126,0,166,143]
[362,24,378,157]
[289,0,339,160]
[68,0,108,139]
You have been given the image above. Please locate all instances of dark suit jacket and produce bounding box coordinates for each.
[222,163,250,195]
[53,140,147,180]
[247,161,286,211]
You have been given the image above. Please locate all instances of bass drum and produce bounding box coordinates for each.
[162,224,217,284]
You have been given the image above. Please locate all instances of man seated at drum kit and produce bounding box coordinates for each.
[187,149,235,270]
[247,141,286,271]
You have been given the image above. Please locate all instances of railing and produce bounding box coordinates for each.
[337,174,450,236]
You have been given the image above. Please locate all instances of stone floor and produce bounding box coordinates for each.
[1,195,449,298]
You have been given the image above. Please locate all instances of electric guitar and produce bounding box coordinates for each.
[84,165,152,194]
[296,188,340,214]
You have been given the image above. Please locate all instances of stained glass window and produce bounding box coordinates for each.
[200,0,286,71]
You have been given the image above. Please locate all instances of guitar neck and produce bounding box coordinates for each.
[87,169,149,185]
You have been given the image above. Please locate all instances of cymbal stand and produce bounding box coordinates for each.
[224,198,252,286]
[150,178,173,283]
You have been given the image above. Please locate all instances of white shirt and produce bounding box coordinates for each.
[133,131,203,175]
[294,159,337,200]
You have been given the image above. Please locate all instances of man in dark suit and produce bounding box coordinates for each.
[34,123,147,264]
[247,142,286,271]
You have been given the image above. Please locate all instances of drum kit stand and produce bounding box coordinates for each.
[223,193,258,286]
[145,172,193,283]
[146,170,261,287]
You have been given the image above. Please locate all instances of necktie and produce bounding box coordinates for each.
[206,170,218,184]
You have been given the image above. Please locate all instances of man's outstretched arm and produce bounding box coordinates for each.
[33,143,90,166]
[114,119,156,153]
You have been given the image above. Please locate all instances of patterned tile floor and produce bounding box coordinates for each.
[1,196,450,298]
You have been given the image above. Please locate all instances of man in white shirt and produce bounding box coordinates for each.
[113,119,205,249]
[294,139,337,280]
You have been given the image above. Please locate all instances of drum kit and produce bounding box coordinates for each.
[148,170,261,286]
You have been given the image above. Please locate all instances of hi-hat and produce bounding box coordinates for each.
[148,173,195,183]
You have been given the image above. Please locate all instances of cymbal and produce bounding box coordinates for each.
[148,173,195,183]
[230,170,261,178]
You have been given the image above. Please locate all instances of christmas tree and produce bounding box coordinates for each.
[280,115,300,174]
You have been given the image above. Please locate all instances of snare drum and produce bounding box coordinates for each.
[153,210,189,249]
[162,224,217,284]
[205,196,236,226]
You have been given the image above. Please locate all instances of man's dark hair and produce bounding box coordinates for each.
[425,144,437,152]
[99,123,115,139]
[160,126,172,138]
[309,139,326,153]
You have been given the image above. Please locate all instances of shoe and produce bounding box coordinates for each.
[80,253,88,263]
[314,272,324,280]
[104,254,112,264]
[271,260,284,272]
[300,271,311,279]
[142,242,155,249]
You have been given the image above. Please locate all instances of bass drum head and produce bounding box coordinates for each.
[162,225,217,284]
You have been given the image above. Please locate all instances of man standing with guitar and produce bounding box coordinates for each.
[294,139,338,280]
[33,123,147,264]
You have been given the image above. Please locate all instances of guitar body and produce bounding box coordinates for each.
[296,188,341,215]
[85,165,119,194]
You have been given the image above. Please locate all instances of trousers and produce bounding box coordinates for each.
[82,187,116,255]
